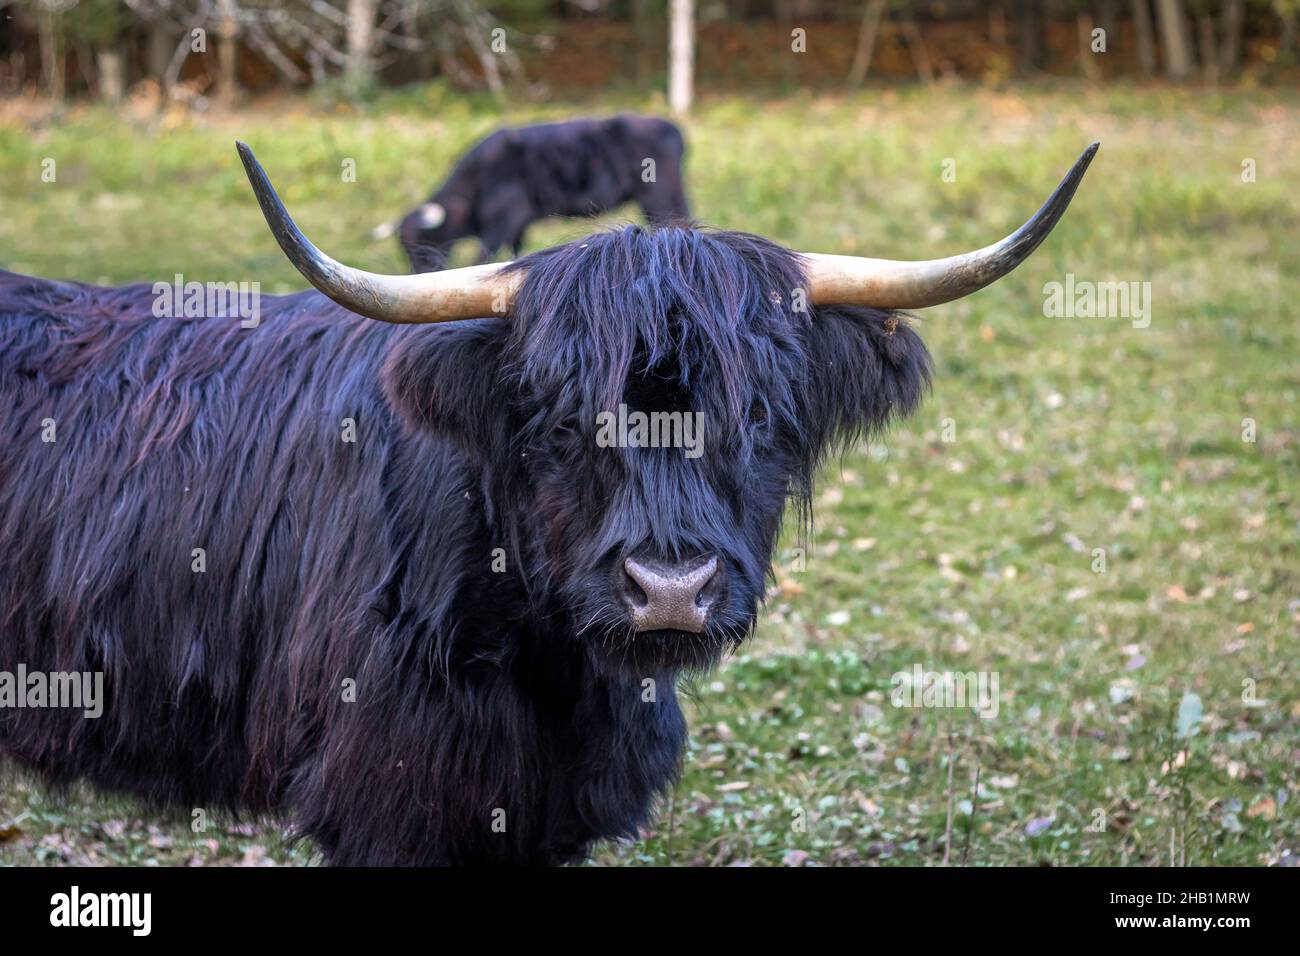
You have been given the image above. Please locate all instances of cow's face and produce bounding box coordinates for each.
[384,228,930,676]
[398,199,470,272]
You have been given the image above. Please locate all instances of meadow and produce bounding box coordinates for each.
[0,81,1295,866]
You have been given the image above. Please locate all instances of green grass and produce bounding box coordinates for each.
[0,82,1296,866]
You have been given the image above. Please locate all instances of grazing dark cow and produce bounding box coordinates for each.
[0,142,1096,865]
[386,115,691,272]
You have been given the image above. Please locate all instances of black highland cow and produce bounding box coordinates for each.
[387,115,691,272]
[0,142,1096,865]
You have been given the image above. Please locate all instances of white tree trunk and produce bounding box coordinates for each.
[97,49,125,104]
[1078,13,1100,80]
[216,0,239,109]
[347,0,380,94]
[668,0,694,116]
[38,8,63,101]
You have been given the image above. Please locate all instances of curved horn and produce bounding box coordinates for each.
[804,142,1098,310]
[237,142,519,323]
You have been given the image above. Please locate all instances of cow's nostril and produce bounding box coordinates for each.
[695,558,722,610]
[621,555,720,634]
[617,564,649,610]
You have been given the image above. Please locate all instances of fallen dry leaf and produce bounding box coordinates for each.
[1247,797,1277,821]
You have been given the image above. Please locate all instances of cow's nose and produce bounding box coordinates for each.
[619,555,721,633]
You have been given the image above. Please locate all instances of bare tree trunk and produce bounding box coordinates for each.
[1013,0,1043,74]
[163,33,193,95]
[1283,10,1299,63]
[1098,0,1119,33]
[1079,13,1102,79]
[848,0,887,87]
[1197,13,1218,85]
[308,49,326,87]
[346,0,379,95]
[247,23,307,86]
[668,0,693,115]
[1218,0,1243,73]
[97,48,125,104]
[460,19,502,98]
[401,0,432,82]
[1154,0,1195,79]
[37,7,63,102]
[4,51,27,97]
[75,37,98,96]
[899,11,934,85]
[1131,0,1157,77]
[215,0,239,109]
[989,4,1008,49]
[147,23,176,83]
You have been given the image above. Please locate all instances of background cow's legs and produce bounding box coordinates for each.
[474,183,534,262]
[476,222,529,263]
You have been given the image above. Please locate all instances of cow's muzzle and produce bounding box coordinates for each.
[618,554,722,634]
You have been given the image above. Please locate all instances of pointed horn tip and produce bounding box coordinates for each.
[235,141,264,182]
[1052,143,1099,203]
[235,143,267,194]
[1047,143,1098,207]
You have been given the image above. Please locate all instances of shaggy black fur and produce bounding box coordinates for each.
[0,224,929,865]
[397,115,691,272]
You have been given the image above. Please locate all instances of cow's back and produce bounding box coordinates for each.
[0,273,467,810]
[449,117,686,220]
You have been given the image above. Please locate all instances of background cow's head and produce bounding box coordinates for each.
[398,197,470,272]
[238,141,1095,676]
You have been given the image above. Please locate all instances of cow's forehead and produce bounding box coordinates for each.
[506,225,809,408]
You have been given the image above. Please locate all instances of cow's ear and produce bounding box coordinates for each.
[799,307,931,457]
[381,321,515,460]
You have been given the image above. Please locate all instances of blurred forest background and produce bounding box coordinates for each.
[0,0,1297,111]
